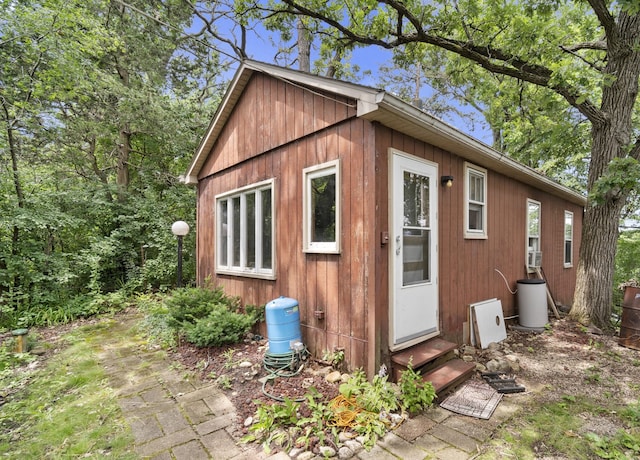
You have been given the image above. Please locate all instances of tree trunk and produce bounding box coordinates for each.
[297,18,311,72]
[571,12,640,327]
[116,126,131,202]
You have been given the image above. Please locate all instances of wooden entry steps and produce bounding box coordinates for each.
[390,338,476,394]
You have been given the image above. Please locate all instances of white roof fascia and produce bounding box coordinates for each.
[368,92,586,207]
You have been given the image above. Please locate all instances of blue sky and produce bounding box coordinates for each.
[203,15,493,146]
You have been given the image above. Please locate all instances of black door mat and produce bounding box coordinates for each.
[481,372,526,394]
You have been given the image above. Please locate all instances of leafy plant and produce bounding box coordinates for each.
[322,348,346,370]
[242,397,301,453]
[398,362,436,414]
[339,369,398,413]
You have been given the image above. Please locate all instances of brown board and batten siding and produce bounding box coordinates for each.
[188,61,585,376]
[373,126,582,344]
[195,73,373,370]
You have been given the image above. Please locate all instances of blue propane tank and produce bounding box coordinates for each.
[265,296,302,354]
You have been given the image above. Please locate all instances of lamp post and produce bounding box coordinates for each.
[171,220,190,288]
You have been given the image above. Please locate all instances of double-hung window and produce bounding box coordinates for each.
[303,160,340,253]
[527,199,541,268]
[216,179,275,279]
[464,163,487,239]
[564,211,573,267]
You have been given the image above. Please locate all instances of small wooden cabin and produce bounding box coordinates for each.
[185,60,585,379]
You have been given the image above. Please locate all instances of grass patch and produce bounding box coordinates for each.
[478,395,640,459]
[0,321,136,459]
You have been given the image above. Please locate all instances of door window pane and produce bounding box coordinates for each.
[403,172,430,228]
[403,230,430,286]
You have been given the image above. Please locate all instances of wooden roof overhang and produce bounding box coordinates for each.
[185,60,586,208]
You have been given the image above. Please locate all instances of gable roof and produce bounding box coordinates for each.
[185,60,586,206]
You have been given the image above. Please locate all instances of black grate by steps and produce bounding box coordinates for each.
[481,372,526,394]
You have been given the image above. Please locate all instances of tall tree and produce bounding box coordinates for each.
[251,0,640,327]
[1,0,224,317]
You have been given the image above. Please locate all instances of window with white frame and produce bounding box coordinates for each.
[216,179,274,278]
[527,199,541,268]
[564,211,573,267]
[464,163,487,239]
[303,160,340,253]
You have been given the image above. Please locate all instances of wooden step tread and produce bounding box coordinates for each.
[391,338,457,368]
[421,359,476,394]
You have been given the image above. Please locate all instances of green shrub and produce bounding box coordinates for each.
[165,286,239,327]
[184,303,255,347]
[163,286,259,348]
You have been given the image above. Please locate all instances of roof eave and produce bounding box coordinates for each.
[367,93,586,207]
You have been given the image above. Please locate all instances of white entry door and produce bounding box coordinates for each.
[390,151,439,350]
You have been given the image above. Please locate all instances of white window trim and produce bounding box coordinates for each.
[564,210,573,268]
[303,159,341,254]
[215,179,276,280]
[526,199,541,270]
[463,162,488,239]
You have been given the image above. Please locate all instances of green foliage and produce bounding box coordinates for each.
[590,158,640,206]
[398,362,436,414]
[0,0,222,325]
[242,397,302,453]
[339,369,398,413]
[165,287,258,348]
[586,431,640,459]
[622,401,640,427]
[614,230,640,310]
[165,286,233,326]
[322,348,346,370]
[184,305,255,347]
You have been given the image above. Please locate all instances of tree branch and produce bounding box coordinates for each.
[585,0,616,38]
[278,0,607,125]
[563,40,608,52]
[560,44,605,72]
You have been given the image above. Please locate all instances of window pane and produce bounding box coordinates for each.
[565,241,572,264]
[232,196,241,266]
[246,192,256,268]
[469,172,484,203]
[528,203,540,236]
[311,173,336,242]
[468,203,483,230]
[219,200,228,266]
[565,214,573,240]
[404,172,430,227]
[262,189,272,269]
[529,237,540,252]
[403,230,430,286]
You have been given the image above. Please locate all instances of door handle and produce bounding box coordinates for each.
[396,235,401,255]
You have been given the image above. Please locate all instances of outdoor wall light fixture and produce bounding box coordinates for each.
[171,220,190,288]
[441,175,454,187]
